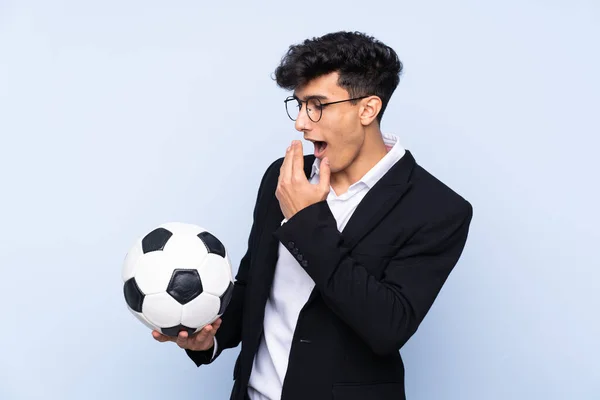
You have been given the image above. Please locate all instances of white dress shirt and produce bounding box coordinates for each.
[246,133,405,400]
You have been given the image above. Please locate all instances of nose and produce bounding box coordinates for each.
[294,106,311,132]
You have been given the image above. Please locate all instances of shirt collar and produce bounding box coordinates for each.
[310,133,405,189]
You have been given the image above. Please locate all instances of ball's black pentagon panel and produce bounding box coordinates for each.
[218,281,234,315]
[161,324,196,337]
[123,278,145,312]
[142,227,173,254]
[197,231,226,257]
[167,269,203,305]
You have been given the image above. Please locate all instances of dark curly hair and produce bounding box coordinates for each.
[274,31,403,123]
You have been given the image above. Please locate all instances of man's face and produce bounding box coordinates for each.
[292,72,366,173]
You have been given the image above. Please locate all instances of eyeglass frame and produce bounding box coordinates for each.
[284,94,370,123]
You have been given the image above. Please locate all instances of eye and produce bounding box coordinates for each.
[307,98,322,111]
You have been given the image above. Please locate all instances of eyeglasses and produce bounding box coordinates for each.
[284,95,369,123]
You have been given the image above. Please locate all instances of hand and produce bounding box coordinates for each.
[276,140,331,220]
[151,318,222,351]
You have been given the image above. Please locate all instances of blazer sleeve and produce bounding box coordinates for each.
[273,199,473,357]
[185,160,278,366]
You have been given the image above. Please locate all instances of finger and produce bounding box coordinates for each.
[318,157,331,193]
[203,323,214,335]
[203,319,222,336]
[292,140,304,179]
[204,325,218,343]
[176,330,189,347]
[280,142,293,182]
[152,330,172,342]
[193,324,212,343]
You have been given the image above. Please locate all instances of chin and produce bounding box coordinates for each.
[326,161,340,174]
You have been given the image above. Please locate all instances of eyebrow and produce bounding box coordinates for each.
[294,93,329,101]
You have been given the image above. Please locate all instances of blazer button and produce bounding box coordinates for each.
[297,254,303,261]
[292,248,299,255]
[301,260,308,267]
[288,241,295,248]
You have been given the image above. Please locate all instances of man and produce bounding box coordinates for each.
[153,31,473,400]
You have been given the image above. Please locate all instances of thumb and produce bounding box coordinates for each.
[319,157,331,193]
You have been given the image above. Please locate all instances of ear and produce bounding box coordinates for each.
[358,96,382,126]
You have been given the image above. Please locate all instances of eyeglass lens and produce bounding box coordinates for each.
[285,97,322,122]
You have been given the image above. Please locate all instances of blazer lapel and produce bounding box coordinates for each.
[340,151,415,249]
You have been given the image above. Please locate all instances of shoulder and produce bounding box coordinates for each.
[407,159,473,223]
[260,156,283,184]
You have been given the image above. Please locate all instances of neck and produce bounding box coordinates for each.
[330,127,388,194]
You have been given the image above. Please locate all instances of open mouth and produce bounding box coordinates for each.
[313,141,328,158]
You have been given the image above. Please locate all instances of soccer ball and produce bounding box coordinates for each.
[122,222,234,337]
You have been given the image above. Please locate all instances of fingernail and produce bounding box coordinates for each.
[287,146,291,152]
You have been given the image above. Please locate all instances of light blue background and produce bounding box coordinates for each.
[1,1,598,399]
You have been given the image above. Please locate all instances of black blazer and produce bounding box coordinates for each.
[187,151,473,400]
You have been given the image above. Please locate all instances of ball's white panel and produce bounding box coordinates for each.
[134,251,175,295]
[162,233,209,267]
[143,292,182,328]
[128,306,158,331]
[159,222,205,236]
[122,239,143,282]
[181,292,220,329]
[197,253,232,296]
